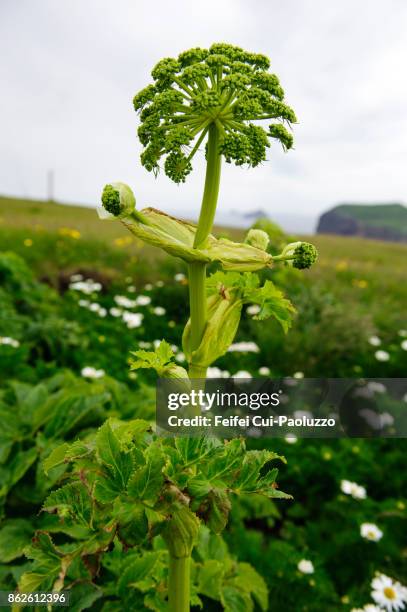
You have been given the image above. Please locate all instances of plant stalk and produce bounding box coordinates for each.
[168,555,191,612]
[193,124,222,250]
[187,123,222,379]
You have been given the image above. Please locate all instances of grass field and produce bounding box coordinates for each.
[1,194,406,335]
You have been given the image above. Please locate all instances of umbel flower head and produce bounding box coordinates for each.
[133,43,297,182]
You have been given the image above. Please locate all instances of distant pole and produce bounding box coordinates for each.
[47,169,54,202]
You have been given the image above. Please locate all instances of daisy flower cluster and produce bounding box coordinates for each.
[69,274,102,295]
[340,479,367,500]
[351,573,407,611]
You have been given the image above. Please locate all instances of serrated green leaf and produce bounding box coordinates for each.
[127,455,164,502]
[195,526,229,562]
[237,562,268,611]
[43,483,92,527]
[21,533,65,592]
[221,585,254,612]
[117,552,161,596]
[250,280,295,332]
[206,489,231,534]
[67,582,103,612]
[96,420,133,488]
[116,502,148,546]
[232,450,279,492]
[43,443,70,475]
[130,340,174,374]
[198,559,225,599]
[94,473,123,503]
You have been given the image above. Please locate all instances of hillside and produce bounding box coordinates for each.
[317,203,407,242]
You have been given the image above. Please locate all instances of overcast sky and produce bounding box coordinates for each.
[1,0,406,226]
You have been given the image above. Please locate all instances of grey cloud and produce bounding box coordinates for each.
[0,0,406,228]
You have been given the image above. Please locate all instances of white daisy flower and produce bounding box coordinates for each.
[89,302,101,312]
[98,307,107,317]
[127,285,136,293]
[371,573,407,611]
[78,299,90,307]
[207,367,230,378]
[153,339,161,349]
[368,336,381,346]
[340,480,367,500]
[259,366,270,376]
[0,336,20,348]
[114,295,137,308]
[70,273,83,282]
[247,304,261,316]
[375,350,390,362]
[285,434,298,444]
[228,341,259,353]
[69,280,102,294]
[153,306,166,316]
[109,307,122,317]
[360,523,383,542]
[174,273,186,281]
[81,366,105,379]
[233,370,253,379]
[144,283,153,290]
[297,559,314,574]
[122,312,144,329]
[401,340,407,351]
[136,295,151,306]
[293,371,304,379]
[366,381,386,394]
[175,352,186,362]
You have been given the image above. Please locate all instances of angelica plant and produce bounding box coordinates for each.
[25,44,318,612]
[101,42,317,380]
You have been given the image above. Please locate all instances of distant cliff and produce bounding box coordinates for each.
[317,203,407,242]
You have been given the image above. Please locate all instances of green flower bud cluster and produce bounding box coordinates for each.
[101,182,135,217]
[133,43,297,183]
[274,241,319,269]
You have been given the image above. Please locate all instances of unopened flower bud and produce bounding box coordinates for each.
[244,228,270,251]
[101,182,136,217]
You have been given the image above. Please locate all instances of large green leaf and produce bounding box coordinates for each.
[43,483,92,528]
[221,585,254,612]
[96,420,133,488]
[117,551,162,596]
[127,455,164,502]
[0,519,33,562]
[198,559,225,599]
[237,562,268,611]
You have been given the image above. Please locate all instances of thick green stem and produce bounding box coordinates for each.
[193,124,222,249]
[187,124,222,379]
[168,555,190,612]
[188,262,207,353]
